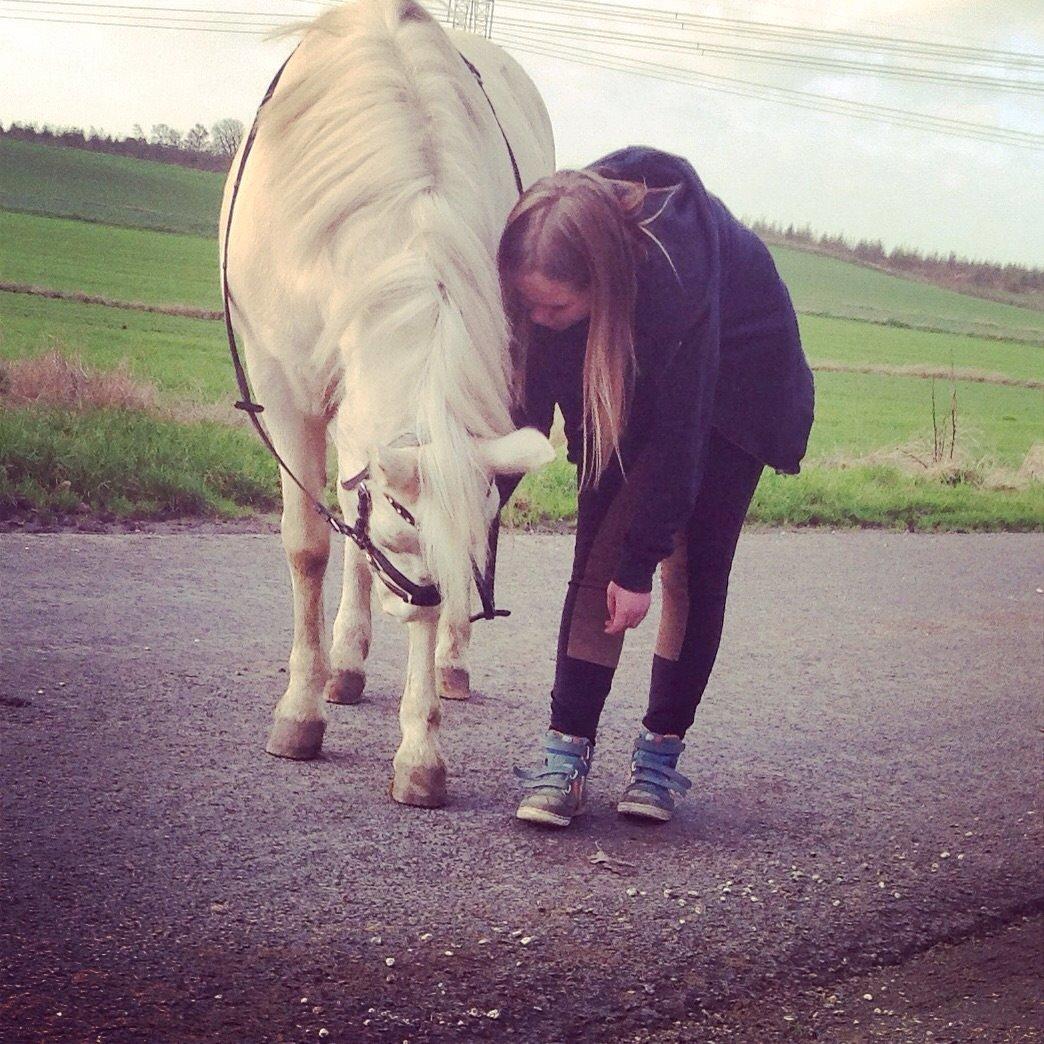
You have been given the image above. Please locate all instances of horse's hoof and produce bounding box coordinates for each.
[391,765,447,808]
[437,666,470,702]
[325,670,366,705]
[266,718,325,760]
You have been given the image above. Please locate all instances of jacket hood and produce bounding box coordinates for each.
[590,146,719,344]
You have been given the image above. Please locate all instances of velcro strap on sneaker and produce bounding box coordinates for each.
[513,765,578,791]
[632,749,692,793]
[543,736,592,758]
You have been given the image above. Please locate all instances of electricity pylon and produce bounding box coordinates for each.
[448,0,494,37]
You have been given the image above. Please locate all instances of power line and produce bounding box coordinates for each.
[496,31,1041,144]
[8,0,1042,74]
[490,13,1043,94]
[717,0,991,51]
[0,1,442,30]
[8,0,1042,72]
[493,31,1043,149]
[2,2,1038,148]
[496,0,1044,69]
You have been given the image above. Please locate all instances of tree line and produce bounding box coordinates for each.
[0,119,244,172]
[750,219,1042,303]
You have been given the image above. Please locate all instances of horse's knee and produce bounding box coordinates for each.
[288,547,329,582]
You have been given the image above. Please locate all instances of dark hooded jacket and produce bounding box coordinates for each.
[517,146,815,593]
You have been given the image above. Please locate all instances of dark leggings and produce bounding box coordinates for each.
[549,431,764,742]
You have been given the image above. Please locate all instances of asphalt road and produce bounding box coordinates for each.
[2,530,1041,1042]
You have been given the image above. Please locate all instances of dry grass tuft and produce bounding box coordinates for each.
[0,346,159,412]
[1017,443,1044,484]
[821,440,1041,492]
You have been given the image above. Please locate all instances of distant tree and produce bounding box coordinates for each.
[211,117,244,159]
[150,123,183,148]
[131,123,146,142]
[185,123,210,152]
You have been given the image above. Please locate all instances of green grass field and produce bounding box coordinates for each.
[0,142,1040,528]
[2,139,1040,339]
[3,287,1039,528]
[0,292,230,402]
[4,292,1039,463]
[799,314,1042,383]
[0,211,220,310]
[0,139,223,237]
[772,243,1044,344]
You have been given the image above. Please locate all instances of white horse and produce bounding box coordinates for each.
[220,0,555,807]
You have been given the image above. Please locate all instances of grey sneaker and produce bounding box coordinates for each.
[617,731,692,823]
[514,730,593,828]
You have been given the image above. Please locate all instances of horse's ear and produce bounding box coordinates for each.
[476,428,556,476]
[374,444,421,497]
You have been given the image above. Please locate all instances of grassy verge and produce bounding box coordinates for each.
[0,406,278,521]
[503,453,1043,532]
[3,404,1039,531]
[2,298,1039,530]
[749,464,1043,531]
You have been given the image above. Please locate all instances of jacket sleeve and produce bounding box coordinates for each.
[496,346,557,509]
[613,307,720,593]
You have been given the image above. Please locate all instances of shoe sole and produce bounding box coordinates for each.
[516,805,572,828]
[617,800,672,823]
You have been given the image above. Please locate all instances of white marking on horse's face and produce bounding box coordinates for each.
[365,472,438,620]
[376,585,437,623]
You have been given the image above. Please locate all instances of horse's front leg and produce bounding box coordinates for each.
[391,611,447,807]
[326,484,372,705]
[436,609,472,701]
[265,413,331,760]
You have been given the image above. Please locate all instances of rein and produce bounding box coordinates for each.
[222,46,522,621]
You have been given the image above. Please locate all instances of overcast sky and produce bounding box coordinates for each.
[3,0,1041,265]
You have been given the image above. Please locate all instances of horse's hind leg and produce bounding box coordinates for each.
[326,482,372,705]
[265,411,332,760]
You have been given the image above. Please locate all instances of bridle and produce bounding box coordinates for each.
[222,44,523,621]
[339,464,442,610]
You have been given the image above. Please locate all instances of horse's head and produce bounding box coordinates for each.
[352,427,554,621]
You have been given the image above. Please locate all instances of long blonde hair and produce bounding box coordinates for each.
[498,169,671,487]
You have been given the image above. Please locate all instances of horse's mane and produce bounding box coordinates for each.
[258,0,515,616]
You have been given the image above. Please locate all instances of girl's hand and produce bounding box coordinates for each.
[605,581,652,635]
